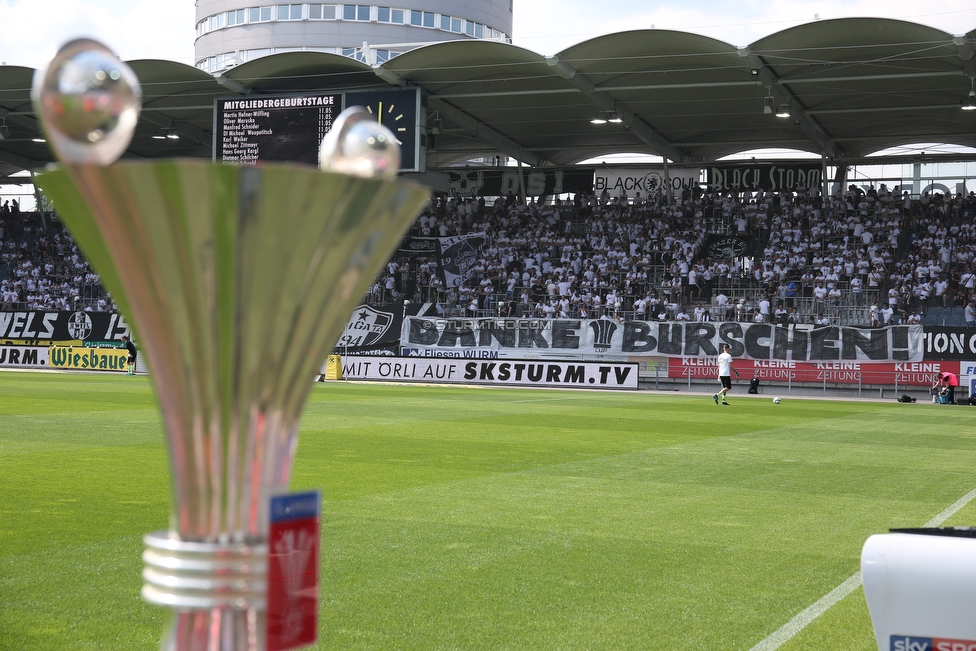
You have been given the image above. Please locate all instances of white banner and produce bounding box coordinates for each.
[335,355,638,390]
[401,318,925,363]
[593,167,700,197]
[0,345,49,368]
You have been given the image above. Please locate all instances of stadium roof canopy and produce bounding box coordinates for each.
[1,17,975,181]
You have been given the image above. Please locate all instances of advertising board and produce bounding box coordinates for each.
[0,345,49,368]
[337,356,639,389]
[668,358,951,386]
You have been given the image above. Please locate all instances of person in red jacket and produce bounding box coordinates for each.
[942,372,959,405]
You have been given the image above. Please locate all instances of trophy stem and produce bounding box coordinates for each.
[162,610,263,651]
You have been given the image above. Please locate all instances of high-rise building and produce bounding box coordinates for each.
[194,1,513,74]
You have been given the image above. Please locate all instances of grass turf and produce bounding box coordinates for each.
[1,371,975,650]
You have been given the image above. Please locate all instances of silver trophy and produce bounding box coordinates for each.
[32,40,429,650]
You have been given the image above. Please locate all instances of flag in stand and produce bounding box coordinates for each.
[437,232,485,287]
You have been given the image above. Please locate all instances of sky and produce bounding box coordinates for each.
[0,0,974,70]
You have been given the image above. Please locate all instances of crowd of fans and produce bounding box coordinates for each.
[3,182,976,328]
[369,183,976,327]
[0,202,109,312]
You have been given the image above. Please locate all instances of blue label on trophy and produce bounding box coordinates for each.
[270,491,321,523]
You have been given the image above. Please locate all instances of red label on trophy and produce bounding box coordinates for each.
[268,491,320,651]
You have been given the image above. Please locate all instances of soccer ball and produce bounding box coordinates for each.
[773,397,781,404]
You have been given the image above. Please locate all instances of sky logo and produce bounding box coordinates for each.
[892,637,931,651]
[892,636,976,651]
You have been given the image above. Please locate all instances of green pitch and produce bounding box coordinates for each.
[2,372,975,650]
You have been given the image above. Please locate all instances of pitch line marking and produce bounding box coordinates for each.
[499,397,581,404]
[749,486,976,651]
[922,486,976,527]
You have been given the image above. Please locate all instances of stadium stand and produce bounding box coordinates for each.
[0,206,109,312]
[3,183,976,326]
[368,184,976,327]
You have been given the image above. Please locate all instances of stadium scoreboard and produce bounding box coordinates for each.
[214,88,426,172]
[216,92,341,167]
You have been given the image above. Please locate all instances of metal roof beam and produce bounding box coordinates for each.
[0,149,41,170]
[832,133,976,144]
[831,152,976,165]
[433,71,967,101]
[954,36,976,78]
[809,103,967,116]
[5,104,223,115]
[739,48,843,159]
[139,110,210,146]
[546,55,690,163]
[428,97,546,167]
[0,174,36,185]
[215,74,251,95]
[2,100,210,150]
[0,104,42,138]
[373,66,406,86]
[671,138,818,148]
[766,71,965,86]
[431,147,976,167]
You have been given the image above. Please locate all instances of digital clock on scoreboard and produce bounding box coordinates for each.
[345,88,425,173]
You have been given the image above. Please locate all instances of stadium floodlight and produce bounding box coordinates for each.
[591,110,623,125]
[152,127,181,139]
[963,79,976,111]
[775,106,791,118]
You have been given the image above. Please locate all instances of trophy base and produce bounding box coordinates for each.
[143,532,268,650]
[143,532,268,609]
